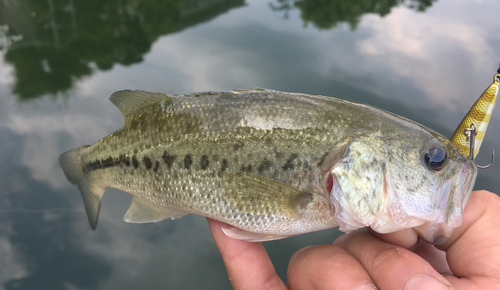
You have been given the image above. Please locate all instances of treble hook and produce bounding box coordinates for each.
[464,124,495,169]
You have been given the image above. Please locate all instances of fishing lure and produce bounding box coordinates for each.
[450,65,500,167]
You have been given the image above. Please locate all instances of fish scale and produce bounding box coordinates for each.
[60,87,478,243]
[81,101,340,230]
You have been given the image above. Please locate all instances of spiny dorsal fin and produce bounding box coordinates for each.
[225,172,313,217]
[109,90,174,121]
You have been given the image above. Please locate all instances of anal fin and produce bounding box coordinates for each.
[124,197,188,223]
[222,227,291,242]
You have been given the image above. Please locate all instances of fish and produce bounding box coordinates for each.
[60,83,487,245]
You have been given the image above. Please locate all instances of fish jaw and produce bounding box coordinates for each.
[413,159,477,244]
[330,156,477,244]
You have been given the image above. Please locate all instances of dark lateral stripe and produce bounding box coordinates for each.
[258,158,272,173]
[84,160,103,171]
[162,151,176,169]
[143,156,152,170]
[153,161,160,172]
[240,164,252,173]
[84,154,155,172]
[200,155,210,170]
[184,154,193,169]
[132,155,139,168]
[220,158,229,172]
[283,153,298,171]
[101,157,114,168]
[84,156,120,171]
[119,154,130,166]
[85,152,225,173]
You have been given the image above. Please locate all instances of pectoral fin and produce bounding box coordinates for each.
[226,172,313,217]
[124,197,188,223]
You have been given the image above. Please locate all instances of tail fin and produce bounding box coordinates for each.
[59,146,104,230]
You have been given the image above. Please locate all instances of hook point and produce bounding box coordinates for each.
[475,149,494,169]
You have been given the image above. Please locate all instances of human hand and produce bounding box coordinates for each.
[207,190,500,289]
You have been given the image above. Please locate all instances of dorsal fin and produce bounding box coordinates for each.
[109,90,174,121]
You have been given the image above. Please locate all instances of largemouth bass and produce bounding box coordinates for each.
[60,86,483,244]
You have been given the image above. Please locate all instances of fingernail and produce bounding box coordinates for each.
[405,275,453,290]
[356,283,378,290]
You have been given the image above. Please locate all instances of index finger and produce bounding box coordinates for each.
[207,218,288,290]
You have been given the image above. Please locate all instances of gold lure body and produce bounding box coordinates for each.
[451,72,499,157]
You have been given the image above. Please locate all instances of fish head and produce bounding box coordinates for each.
[329,130,477,245]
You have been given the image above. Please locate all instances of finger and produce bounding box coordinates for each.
[207,218,287,290]
[370,228,451,274]
[414,241,451,275]
[287,243,377,290]
[334,230,453,290]
[369,228,419,249]
[436,190,500,289]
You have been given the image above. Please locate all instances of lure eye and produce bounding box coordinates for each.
[424,146,447,171]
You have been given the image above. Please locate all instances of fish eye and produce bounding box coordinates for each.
[424,145,447,171]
